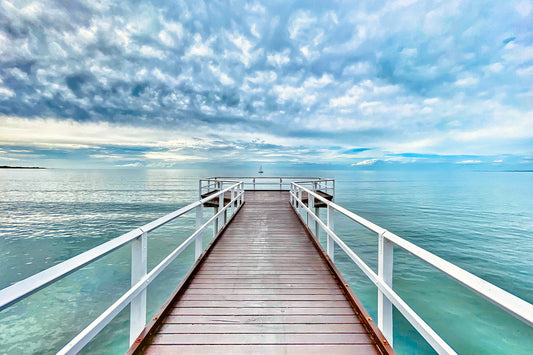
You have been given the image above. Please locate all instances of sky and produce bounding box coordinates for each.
[0,0,532,170]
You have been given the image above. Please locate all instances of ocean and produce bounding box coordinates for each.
[0,168,532,354]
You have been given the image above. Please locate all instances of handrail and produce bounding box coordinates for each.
[290,182,533,355]
[200,176,335,194]
[58,189,244,354]
[0,228,143,311]
[0,180,245,354]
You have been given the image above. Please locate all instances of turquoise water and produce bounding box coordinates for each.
[0,168,532,354]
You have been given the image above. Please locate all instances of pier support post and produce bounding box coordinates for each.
[327,205,335,262]
[130,230,147,345]
[378,231,394,346]
[195,205,203,260]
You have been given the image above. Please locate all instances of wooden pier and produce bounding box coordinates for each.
[129,191,392,354]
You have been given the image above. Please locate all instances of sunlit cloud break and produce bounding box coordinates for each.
[0,0,532,169]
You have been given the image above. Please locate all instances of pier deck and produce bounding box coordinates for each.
[129,191,391,354]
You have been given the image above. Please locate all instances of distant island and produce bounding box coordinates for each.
[0,166,46,169]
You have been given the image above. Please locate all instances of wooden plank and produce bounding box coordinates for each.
[158,323,367,333]
[163,315,361,324]
[190,276,339,282]
[170,307,354,316]
[199,266,329,270]
[150,333,374,344]
[195,271,334,276]
[144,344,380,355]
[185,288,344,295]
[179,294,347,300]
[174,300,352,308]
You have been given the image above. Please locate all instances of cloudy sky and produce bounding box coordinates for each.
[0,0,532,169]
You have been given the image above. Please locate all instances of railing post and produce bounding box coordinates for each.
[195,204,203,260]
[230,187,235,216]
[130,230,147,345]
[218,183,224,231]
[280,178,282,190]
[327,205,335,262]
[314,207,319,239]
[307,192,314,232]
[213,206,219,237]
[378,231,394,346]
[240,183,244,206]
[198,180,202,200]
[290,184,293,205]
[298,188,302,216]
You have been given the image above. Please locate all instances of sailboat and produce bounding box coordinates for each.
[258,165,264,174]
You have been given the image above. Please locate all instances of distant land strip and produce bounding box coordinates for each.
[0,166,46,169]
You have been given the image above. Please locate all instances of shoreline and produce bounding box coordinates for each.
[0,166,46,169]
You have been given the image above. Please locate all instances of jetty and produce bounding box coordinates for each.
[0,177,532,354]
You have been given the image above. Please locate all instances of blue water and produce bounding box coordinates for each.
[0,168,532,354]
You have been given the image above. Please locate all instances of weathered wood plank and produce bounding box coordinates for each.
[163,315,361,324]
[158,323,367,333]
[172,299,350,308]
[184,288,344,295]
[150,333,373,345]
[174,300,352,308]
[144,344,380,355]
[170,307,354,316]
[179,293,347,300]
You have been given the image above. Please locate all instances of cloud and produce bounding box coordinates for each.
[143,151,207,162]
[354,159,379,166]
[457,160,482,164]
[0,1,532,168]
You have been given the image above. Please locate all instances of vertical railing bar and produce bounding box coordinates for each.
[195,204,203,260]
[298,187,302,217]
[290,183,294,206]
[314,206,320,240]
[378,230,394,345]
[230,187,235,217]
[308,191,314,232]
[327,205,335,262]
[218,181,224,232]
[198,180,202,200]
[129,230,147,345]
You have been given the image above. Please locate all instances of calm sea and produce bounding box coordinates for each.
[0,168,532,354]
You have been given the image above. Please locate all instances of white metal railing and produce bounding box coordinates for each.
[200,176,335,195]
[290,182,533,355]
[0,181,245,354]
